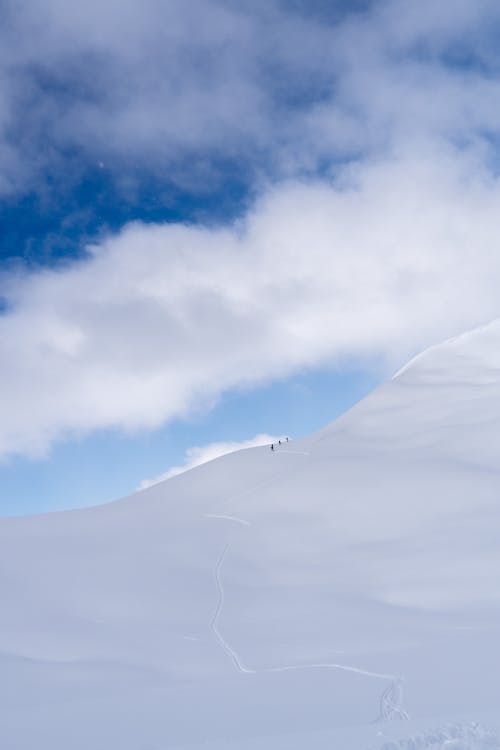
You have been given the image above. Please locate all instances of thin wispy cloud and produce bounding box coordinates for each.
[138,433,282,489]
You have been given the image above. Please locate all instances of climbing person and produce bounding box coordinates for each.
[270,444,274,451]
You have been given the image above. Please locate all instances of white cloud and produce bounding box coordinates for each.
[0,0,335,193]
[138,433,284,489]
[2,143,500,459]
[2,1,500,459]
[2,0,500,192]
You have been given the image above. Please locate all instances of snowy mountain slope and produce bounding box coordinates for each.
[2,321,500,748]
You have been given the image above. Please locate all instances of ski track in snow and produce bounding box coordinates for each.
[210,543,409,722]
[219,450,309,511]
[219,473,285,511]
[204,513,251,526]
[210,545,255,674]
[274,449,310,456]
[264,663,395,680]
[377,679,410,722]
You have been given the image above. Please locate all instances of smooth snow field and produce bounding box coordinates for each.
[2,321,500,748]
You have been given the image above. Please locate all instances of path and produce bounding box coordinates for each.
[210,542,410,723]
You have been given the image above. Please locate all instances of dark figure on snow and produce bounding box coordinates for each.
[271,444,274,451]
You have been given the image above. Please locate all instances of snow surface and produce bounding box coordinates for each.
[2,321,500,748]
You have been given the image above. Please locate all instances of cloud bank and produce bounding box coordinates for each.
[2,0,500,195]
[3,0,500,458]
[3,146,500,458]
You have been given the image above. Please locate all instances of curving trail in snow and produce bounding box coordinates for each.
[377,677,410,722]
[210,543,409,722]
[273,449,311,456]
[265,662,395,680]
[210,545,255,674]
[218,449,309,512]
[204,513,251,526]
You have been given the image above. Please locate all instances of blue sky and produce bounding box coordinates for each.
[0,366,377,515]
[2,0,500,514]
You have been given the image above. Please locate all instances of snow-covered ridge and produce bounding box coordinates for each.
[392,318,500,383]
[2,321,500,748]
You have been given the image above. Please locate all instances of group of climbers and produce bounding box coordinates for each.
[270,437,288,451]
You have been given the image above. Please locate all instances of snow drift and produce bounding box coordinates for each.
[2,321,500,749]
